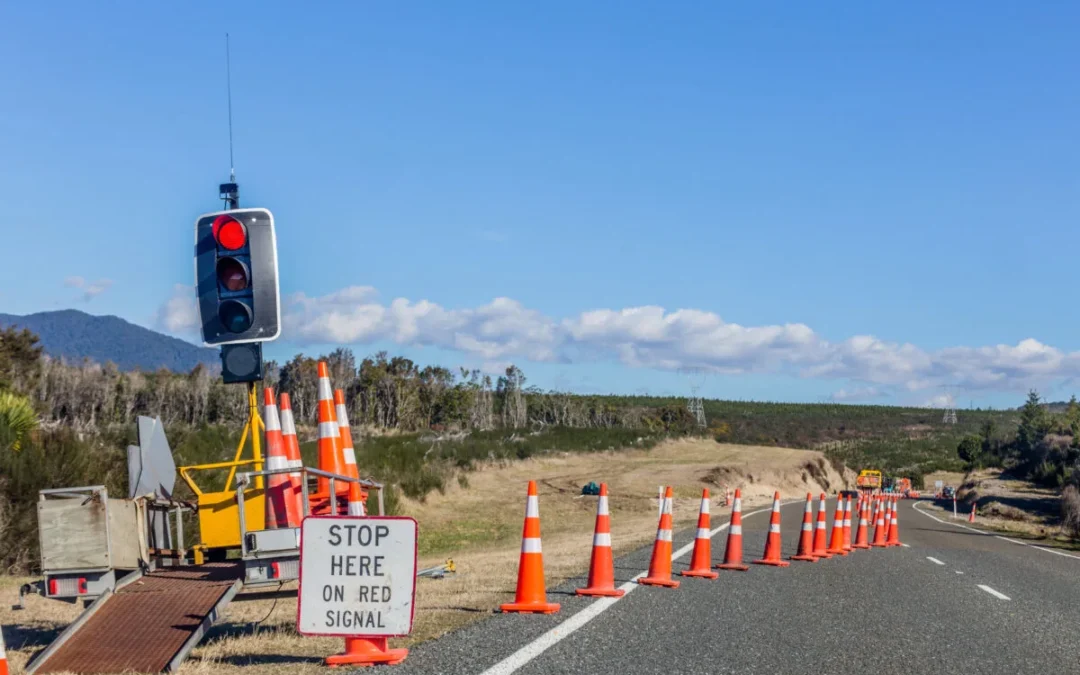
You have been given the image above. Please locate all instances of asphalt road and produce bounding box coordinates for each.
[392,497,1080,675]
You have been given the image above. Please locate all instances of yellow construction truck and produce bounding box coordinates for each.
[855,469,882,493]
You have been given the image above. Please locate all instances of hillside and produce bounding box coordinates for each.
[0,309,217,373]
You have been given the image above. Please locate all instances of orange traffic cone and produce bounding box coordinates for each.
[968,502,976,523]
[852,497,871,549]
[886,498,902,546]
[716,488,750,571]
[277,393,306,519]
[1,625,8,675]
[315,362,347,511]
[325,637,407,668]
[883,495,893,538]
[842,496,854,552]
[345,479,366,516]
[790,493,819,562]
[639,486,680,587]
[725,488,732,507]
[871,498,888,547]
[681,489,719,578]
[753,492,790,567]
[334,389,361,481]
[577,483,624,597]
[264,388,300,528]
[826,496,849,555]
[812,493,833,559]
[501,481,560,613]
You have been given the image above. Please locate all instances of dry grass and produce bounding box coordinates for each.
[1,439,851,674]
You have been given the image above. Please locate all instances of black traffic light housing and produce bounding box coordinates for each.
[194,207,281,347]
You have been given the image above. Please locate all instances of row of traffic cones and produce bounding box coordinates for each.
[500,485,910,613]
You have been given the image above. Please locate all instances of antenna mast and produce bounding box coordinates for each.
[219,32,239,210]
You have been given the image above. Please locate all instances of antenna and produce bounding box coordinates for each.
[219,33,239,210]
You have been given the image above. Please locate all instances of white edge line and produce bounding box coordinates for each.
[926,556,945,565]
[478,501,791,675]
[912,502,1080,561]
[978,584,1011,600]
[900,543,911,548]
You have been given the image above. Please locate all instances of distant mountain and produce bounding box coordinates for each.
[0,309,218,373]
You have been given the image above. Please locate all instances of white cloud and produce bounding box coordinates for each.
[155,283,1080,395]
[157,284,200,334]
[64,276,113,302]
[831,386,883,402]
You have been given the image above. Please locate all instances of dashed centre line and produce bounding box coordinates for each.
[978,585,1011,600]
[926,557,945,565]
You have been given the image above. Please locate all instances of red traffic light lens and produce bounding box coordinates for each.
[216,257,249,292]
[212,214,247,250]
[219,300,253,333]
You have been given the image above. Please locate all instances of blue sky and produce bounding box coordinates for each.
[2,1,1080,408]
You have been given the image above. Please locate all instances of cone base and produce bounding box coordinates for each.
[789,554,818,562]
[812,551,833,559]
[325,640,408,667]
[680,568,719,579]
[638,576,680,587]
[852,543,871,549]
[714,562,750,571]
[885,541,902,547]
[826,547,849,556]
[752,559,791,567]
[871,542,889,548]
[576,587,625,597]
[500,601,561,614]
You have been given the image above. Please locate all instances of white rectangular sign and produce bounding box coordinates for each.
[298,516,418,637]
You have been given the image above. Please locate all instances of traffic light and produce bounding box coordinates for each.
[194,207,281,347]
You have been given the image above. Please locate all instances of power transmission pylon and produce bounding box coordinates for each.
[679,368,708,428]
[940,385,959,425]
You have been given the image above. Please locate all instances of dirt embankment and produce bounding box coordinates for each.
[1,438,852,675]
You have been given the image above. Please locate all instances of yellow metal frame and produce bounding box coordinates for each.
[178,382,267,559]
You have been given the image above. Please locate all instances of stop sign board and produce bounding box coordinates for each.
[297,516,418,637]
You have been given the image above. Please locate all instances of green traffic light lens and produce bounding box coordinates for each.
[219,300,253,333]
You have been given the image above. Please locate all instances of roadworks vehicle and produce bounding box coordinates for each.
[855,469,882,493]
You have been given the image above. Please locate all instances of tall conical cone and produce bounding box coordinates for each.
[577,484,624,597]
[871,498,888,547]
[639,486,680,586]
[886,497,902,546]
[826,496,849,555]
[842,496,854,552]
[277,393,306,519]
[500,481,560,613]
[752,492,790,567]
[681,489,718,578]
[715,488,750,571]
[812,493,833,559]
[334,389,361,481]
[790,493,819,562]
[968,502,976,523]
[852,497,871,549]
[316,362,347,504]
[263,388,300,528]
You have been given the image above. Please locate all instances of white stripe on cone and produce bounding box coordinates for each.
[730,525,742,535]
[317,377,333,401]
[522,538,542,553]
[593,532,612,547]
[343,448,358,466]
[597,496,609,515]
[318,421,338,438]
[733,498,742,510]
[696,527,710,539]
[657,530,673,542]
[769,524,781,533]
[526,496,539,518]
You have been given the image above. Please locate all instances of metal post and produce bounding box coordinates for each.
[377,486,385,516]
[236,478,248,557]
[329,477,336,514]
[301,472,311,516]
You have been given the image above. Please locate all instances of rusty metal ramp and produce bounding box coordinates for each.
[27,563,242,674]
